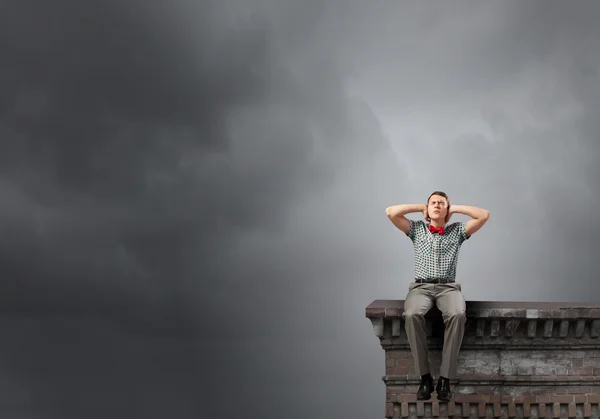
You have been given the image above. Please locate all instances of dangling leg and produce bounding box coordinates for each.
[435,283,467,401]
[403,283,435,400]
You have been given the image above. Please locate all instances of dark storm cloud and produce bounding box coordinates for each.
[2,1,600,418]
[0,0,405,418]
[0,0,321,312]
[0,1,284,415]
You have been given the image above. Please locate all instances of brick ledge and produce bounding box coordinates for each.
[383,376,600,386]
[366,300,600,320]
[367,300,600,343]
[385,400,599,418]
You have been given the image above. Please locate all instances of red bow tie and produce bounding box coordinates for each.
[429,225,445,235]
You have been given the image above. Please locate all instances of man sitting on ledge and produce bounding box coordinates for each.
[385,191,490,402]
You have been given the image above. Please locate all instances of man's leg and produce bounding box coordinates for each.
[403,283,435,400]
[434,283,467,401]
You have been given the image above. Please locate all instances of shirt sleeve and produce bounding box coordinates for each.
[407,219,422,241]
[458,221,469,244]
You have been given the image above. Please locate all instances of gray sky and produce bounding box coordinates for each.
[0,0,599,418]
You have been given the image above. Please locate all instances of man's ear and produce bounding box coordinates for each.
[445,204,452,223]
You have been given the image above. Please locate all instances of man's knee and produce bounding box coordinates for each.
[403,309,425,322]
[445,309,466,323]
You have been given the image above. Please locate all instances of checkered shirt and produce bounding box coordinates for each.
[407,220,469,282]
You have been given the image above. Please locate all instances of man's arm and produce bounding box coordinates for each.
[449,205,490,237]
[385,204,426,235]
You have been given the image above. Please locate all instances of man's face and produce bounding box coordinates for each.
[428,195,448,221]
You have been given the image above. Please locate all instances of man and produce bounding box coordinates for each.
[385,191,490,402]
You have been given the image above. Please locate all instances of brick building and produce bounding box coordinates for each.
[366,300,600,418]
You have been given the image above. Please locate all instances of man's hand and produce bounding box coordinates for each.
[447,205,455,220]
[446,204,454,223]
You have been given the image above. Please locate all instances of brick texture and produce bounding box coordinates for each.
[367,300,600,418]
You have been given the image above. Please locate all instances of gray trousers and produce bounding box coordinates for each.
[402,282,467,380]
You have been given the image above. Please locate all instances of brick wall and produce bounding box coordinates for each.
[366,300,600,418]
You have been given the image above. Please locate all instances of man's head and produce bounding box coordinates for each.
[426,191,451,223]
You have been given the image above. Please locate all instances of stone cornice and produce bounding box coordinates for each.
[366,300,600,320]
[383,376,600,386]
[366,300,600,348]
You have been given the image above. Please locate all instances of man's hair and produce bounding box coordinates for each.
[426,191,451,223]
[427,190,450,204]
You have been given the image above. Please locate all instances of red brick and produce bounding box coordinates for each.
[387,351,411,359]
[584,403,592,417]
[568,386,591,394]
[455,395,490,403]
[523,403,531,417]
[447,402,456,416]
[488,395,501,403]
[462,402,470,417]
[397,394,416,403]
[571,367,594,376]
[568,403,576,418]
[552,395,575,403]
[396,359,414,367]
[587,394,600,403]
[572,359,584,368]
[553,403,561,418]
[538,403,547,418]
[387,386,410,395]
[387,367,410,375]
[432,402,439,416]
[537,395,551,403]
[416,402,424,417]
[501,396,514,404]
[386,359,395,368]
[478,403,486,417]
[574,395,587,403]
[385,402,393,418]
[508,403,516,418]
[401,402,408,417]
[493,403,501,417]
[513,395,537,404]
[474,386,495,395]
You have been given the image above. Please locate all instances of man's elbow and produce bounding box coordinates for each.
[477,210,491,225]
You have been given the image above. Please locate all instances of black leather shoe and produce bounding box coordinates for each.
[417,375,434,400]
[436,377,452,402]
